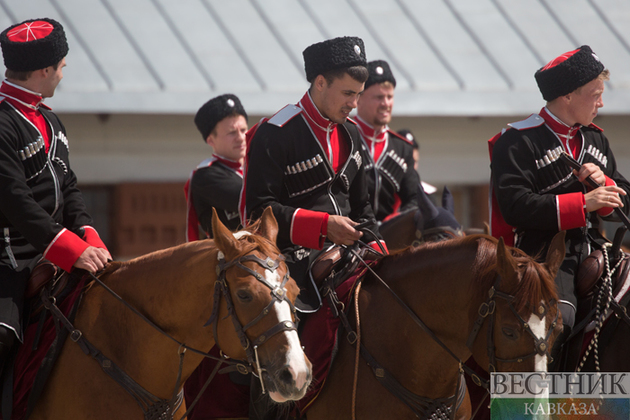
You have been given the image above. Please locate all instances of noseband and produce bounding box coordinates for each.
[465,273,558,386]
[206,252,298,394]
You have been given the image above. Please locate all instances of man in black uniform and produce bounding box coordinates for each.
[185,94,247,240]
[0,18,110,373]
[356,60,419,221]
[183,94,250,419]
[490,45,630,369]
[243,36,386,312]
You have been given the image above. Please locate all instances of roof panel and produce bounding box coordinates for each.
[154,0,260,92]
[398,0,508,91]
[209,0,305,91]
[104,0,208,91]
[448,0,541,90]
[352,0,459,91]
[54,0,159,91]
[1,0,629,115]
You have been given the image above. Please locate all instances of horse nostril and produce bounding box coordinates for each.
[278,367,294,386]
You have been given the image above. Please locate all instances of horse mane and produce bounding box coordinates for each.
[385,234,557,313]
[471,234,558,313]
[97,218,279,282]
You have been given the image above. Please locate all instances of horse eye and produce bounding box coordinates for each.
[236,290,253,303]
[502,327,519,340]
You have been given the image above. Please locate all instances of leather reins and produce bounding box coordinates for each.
[42,248,295,420]
[339,247,557,419]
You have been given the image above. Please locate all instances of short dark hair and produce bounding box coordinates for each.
[321,65,369,86]
[5,59,61,81]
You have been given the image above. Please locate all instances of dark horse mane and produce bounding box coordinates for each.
[384,234,558,313]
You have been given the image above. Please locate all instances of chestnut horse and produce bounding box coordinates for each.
[27,208,311,420]
[304,234,564,420]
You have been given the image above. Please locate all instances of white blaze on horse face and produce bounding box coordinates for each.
[528,307,547,372]
[264,268,311,397]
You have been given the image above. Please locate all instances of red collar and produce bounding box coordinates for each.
[539,107,581,140]
[298,91,335,132]
[356,116,387,142]
[213,154,243,174]
[0,80,48,110]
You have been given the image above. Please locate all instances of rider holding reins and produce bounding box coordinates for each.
[490,45,630,370]
[0,19,110,377]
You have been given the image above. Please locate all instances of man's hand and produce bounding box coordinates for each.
[584,185,626,212]
[573,163,606,187]
[327,215,363,246]
[74,246,111,273]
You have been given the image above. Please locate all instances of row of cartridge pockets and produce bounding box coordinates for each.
[18,137,48,181]
[284,155,334,198]
[379,153,407,191]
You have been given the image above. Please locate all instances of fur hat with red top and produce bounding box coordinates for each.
[535,45,605,102]
[1,18,68,72]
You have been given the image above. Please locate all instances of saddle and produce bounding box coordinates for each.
[310,245,382,290]
[25,259,70,317]
[575,249,630,299]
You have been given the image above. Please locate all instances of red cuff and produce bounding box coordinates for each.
[290,209,329,250]
[597,176,616,217]
[43,228,90,272]
[557,193,587,231]
[82,226,108,250]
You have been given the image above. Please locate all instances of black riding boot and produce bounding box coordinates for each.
[0,326,15,379]
[548,324,572,372]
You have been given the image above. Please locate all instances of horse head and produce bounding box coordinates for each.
[210,207,312,402]
[468,232,565,375]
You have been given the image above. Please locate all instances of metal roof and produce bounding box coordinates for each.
[1,0,630,115]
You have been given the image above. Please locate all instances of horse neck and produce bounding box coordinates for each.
[367,243,483,376]
[85,243,220,393]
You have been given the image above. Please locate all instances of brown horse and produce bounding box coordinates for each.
[304,233,564,420]
[27,208,312,420]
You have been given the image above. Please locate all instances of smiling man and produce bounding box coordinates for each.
[489,45,630,371]
[185,94,247,240]
[356,60,419,221]
[243,36,385,314]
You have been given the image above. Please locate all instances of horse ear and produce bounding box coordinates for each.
[544,231,566,278]
[441,186,455,214]
[258,207,279,244]
[495,237,518,288]
[212,208,240,259]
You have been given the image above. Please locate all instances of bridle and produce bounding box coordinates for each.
[206,251,298,394]
[337,248,558,419]
[465,273,559,387]
[40,247,298,420]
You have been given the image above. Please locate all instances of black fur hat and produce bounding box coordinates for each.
[303,36,367,83]
[195,94,247,141]
[364,60,396,90]
[1,18,68,71]
[535,45,605,102]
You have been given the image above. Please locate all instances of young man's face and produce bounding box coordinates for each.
[566,77,605,126]
[316,73,364,124]
[357,82,395,128]
[41,57,65,98]
[207,114,248,162]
